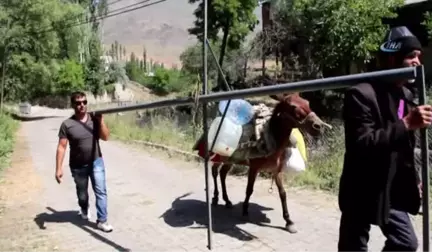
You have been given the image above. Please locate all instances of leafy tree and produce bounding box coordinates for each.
[266,0,404,117]
[84,33,104,96]
[130,52,137,62]
[180,40,255,87]
[145,67,194,95]
[111,43,115,58]
[114,40,119,60]
[142,46,147,72]
[118,44,123,60]
[55,59,85,95]
[87,0,109,32]
[271,0,404,76]
[188,0,258,90]
[150,58,154,72]
[125,55,141,82]
[54,3,86,61]
[180,41,219,81]
[422,11,432,41]
[106,61,127,84]
[0,0,88,101]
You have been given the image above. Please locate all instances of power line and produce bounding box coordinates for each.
[107,0,124,5]
[51,0,126,31]
[104,0,154,16]
[90,0,166,24]
[33,0,166,35]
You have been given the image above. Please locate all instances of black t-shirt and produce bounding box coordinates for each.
[58,114,101,167]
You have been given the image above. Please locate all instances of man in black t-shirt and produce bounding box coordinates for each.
[56,91,113,232]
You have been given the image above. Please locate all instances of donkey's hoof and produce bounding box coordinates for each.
[212,199,219,206]
[225,201,233,209]
[241,211,250,221]
[285,223,298,233]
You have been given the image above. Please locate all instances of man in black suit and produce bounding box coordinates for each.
[338,26,431,251]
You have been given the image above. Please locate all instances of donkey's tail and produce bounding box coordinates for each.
[192,134,205,151]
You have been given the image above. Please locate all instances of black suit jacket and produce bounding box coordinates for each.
[339,82,421,226]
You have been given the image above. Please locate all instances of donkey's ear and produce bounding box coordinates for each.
[270,94,286,101]
[270,94,281,101]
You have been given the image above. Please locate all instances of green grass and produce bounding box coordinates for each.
[0,112,19,172]
[105,111,202,151]
[104,110,345,193]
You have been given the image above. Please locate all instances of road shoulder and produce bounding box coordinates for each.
[0,124,59,251]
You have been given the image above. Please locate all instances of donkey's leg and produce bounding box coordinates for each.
[242,164,259,218]
[211,163,220,206]
[220,164,233,208]
[275,171,297,233]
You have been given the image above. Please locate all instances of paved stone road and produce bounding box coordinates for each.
[0,113,429,252]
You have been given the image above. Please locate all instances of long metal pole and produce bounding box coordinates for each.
[202,0,213,249]
[90,67,417,115]
[205,37,233,157]
[416,65,430,252]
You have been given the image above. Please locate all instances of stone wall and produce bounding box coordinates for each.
[31,83,136,109]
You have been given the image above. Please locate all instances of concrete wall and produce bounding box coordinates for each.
[32,82,137,109]
[85,83,135,105]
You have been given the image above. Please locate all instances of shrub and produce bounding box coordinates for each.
[0,113,19,171]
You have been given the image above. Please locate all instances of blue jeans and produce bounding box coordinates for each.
[70,157,108,223]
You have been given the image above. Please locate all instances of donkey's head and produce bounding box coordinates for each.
[269,93,332,138]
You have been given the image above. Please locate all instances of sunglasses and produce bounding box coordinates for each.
[74,100,88,106]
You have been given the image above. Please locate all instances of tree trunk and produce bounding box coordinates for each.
[60,32,69,59]
[217,23,230,91]
[243,56,248,81]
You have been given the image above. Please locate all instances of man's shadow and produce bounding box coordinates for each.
[34,207,130,252]
[160,192,282,241]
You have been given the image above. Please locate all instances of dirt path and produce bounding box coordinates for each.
[0,125,58,251]
[0,114,429,252]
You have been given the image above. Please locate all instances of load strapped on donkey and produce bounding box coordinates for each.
[194,97,323,171]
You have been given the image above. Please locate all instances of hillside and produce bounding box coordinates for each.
[101,0,263,67]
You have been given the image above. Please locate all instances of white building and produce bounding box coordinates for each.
[100,55,113,72]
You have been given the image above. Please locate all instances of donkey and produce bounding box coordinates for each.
[193,92,331,233]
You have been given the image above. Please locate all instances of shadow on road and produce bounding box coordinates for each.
[34,207,130,252]
[10,113,64,121]
[160,192,283,241]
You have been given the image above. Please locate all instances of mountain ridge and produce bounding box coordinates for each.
[101,0,263,67]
